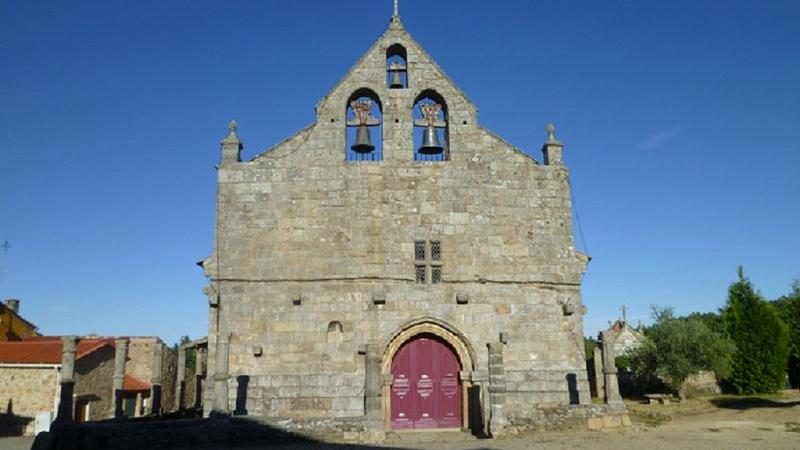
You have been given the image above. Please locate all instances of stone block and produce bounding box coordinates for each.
[601,415,621,428]
[586,417,604,430]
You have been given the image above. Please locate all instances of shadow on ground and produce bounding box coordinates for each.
[0,412,32,437]
[32,414,493,450]
[710,396,800,410]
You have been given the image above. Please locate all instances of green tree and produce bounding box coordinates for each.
[722,267,790,394]
[630,306,734,391]
[685,311,725,335]
[773,280,800,388]
[584,336,598,360]
[173,335,196,371]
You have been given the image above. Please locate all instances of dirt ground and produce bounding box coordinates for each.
[3,391,798,450]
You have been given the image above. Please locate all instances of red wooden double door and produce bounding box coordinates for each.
[391,335,462,429]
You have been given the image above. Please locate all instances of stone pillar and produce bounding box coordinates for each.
[112,339,128,418]
[134,392,143,417]
[541,123,564,166]
[364,344,382,422]
[487,342,508,436]
[213,333,231,414]
[592,346,605,398]
[600,330,623,406]
[220,120,242,164]
[150,343,163,415]
[204,285,219,417]
[55,336,78,422]
[175,345,186,411]
[194,347,206,409]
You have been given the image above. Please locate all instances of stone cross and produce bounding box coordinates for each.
[600,330,624,407]
[394,0,399,17]
[1,239,10,253]
[620,304,628,322]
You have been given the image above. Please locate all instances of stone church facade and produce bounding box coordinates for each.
[200,13,591,434]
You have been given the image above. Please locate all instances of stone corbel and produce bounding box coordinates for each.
[204,285,219,307]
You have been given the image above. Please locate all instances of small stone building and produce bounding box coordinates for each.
[200,12,591,433]
[0,336,169,435]
[0,338,117,434]
[603,319,645,358]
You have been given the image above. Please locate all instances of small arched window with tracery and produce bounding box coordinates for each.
[413,91,448,161]
[345,89,382,161]
[386,44,408,89]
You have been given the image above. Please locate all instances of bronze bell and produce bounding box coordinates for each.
[389,70,403,89]
[351,124,375,153]
[418,125,443,154]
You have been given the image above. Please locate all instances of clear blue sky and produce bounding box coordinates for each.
[1,1,798,345]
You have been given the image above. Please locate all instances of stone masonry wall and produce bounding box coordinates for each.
[74,345,115,421]
[204,18,590,421]
[0,366,59,434]
[125,337,160,386]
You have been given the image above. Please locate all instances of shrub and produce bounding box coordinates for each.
[630,306,734,391]
[773,280,800,388]
[722,267,790,394]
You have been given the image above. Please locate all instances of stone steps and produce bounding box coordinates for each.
[384,429,481,444]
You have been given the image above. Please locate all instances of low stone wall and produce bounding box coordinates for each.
[0,366,58,435]
[507,404,630,434]
[682,370,720,395]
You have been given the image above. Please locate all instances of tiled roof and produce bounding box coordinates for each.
[123,374,151,392]
[0,338,115,364]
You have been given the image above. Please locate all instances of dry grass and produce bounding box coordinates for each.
[626,389,800,429]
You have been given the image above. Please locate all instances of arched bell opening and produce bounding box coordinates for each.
[386,44,408,89]
[380,319,476,432]
[345,88,383,161]
[412,90,448,162]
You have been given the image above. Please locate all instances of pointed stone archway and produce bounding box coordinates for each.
[380,318,476,431]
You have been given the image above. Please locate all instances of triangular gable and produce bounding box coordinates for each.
[314,17,476,117]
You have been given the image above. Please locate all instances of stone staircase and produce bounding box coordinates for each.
[384,429,483,445]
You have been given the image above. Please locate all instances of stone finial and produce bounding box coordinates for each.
[546,123,561,145]
[542,122,564,166]
[220,119,243,164]
[223,120,239,142]
[394,0,399,17]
